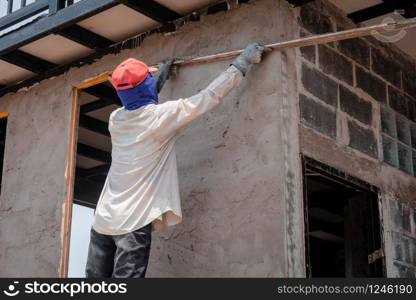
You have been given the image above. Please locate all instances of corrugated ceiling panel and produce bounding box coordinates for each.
[19,34,93,65]
[77,4,158,42]
[0,60,35,85]
[85,105,119,123]
[76,155,105,168]
[78,127,112,152]
[154,0,219,14]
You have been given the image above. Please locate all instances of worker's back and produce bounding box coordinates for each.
[92,104,183,235]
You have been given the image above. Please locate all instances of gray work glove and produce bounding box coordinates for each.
[153,60,174,93]
[231,43,266,76]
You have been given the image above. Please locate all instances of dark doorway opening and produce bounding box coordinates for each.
[303,157,385,278]
[74,82,121,208]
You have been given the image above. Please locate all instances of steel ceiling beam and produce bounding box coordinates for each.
[83,84,122,107]
[79,115,110,137]
[77,143,111,163]
[0,50,57,74]
[58,24,114,50]
[285,0,315,7]
[80,98,119,114]
[80,164,111,178]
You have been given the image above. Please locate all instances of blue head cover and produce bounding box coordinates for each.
[116,73,158,110]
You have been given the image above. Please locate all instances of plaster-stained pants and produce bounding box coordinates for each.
[85,224,151,278]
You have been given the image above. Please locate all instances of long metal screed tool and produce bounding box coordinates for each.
[173,17,416,66]
[84,17,416,83]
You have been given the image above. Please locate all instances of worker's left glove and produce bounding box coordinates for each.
[154,60,174,93]
[231,43,265,76]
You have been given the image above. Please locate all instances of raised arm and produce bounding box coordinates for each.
[154,43,266,141]
[153,60,173,93]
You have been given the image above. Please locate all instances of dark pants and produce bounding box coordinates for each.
[85,224,152,278]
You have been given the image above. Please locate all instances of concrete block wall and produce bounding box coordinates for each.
[296,0,416,277]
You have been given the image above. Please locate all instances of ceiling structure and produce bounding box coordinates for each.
[0,0,415,97]
[0,0,220,96]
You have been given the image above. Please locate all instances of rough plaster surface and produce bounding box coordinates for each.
[0,80,71,276]
[0,0,303,277]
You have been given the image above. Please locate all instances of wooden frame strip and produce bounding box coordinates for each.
[59,75,108,278]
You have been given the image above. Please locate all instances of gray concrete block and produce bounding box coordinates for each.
[389,87,410,119]
[382,135,398,167]
[299,6,333,34]
[414,209,416,235]
[392,262,416,278]
[300,46,316,63]
[411,123,416,149]
[396,114,411,146]
[337,38,370,69]
[391,231,415,265]
[301,63,338,107]
[339,85,372,125]
[390,201,412,233]
[413,151,416,177]
[380,105,397,138]
[392,232,404,261]
[398,143,413,175]
[356,66,387,103]
[299,93,336,138]
[371,47,402,87]
[348,120,377,158]
[409,99,416,123]
[403,69,416,97]
[319,45,353,86]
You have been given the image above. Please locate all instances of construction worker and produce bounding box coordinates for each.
[85,43,266,278]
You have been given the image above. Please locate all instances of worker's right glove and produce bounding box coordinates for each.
[231,43,266,76]
[153,60,174,93]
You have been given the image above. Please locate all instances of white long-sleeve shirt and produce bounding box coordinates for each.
[92,66,243,235]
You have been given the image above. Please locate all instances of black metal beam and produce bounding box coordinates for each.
[77,143,111,163]
[79,114,110,137]
[0,0,49,31]
[73,178,103,207]
[285,0,314,7]
[82,164,111,178]
[80,98,117,114]
[116,0,181,23]
[348,3,393,23]
[58,24,114,50]
[83,84,122,106]
[0,50,57,74]
[0,0,118,55]
[73,197,97,208]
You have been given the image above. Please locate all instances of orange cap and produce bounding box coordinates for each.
[111,58,158,90]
